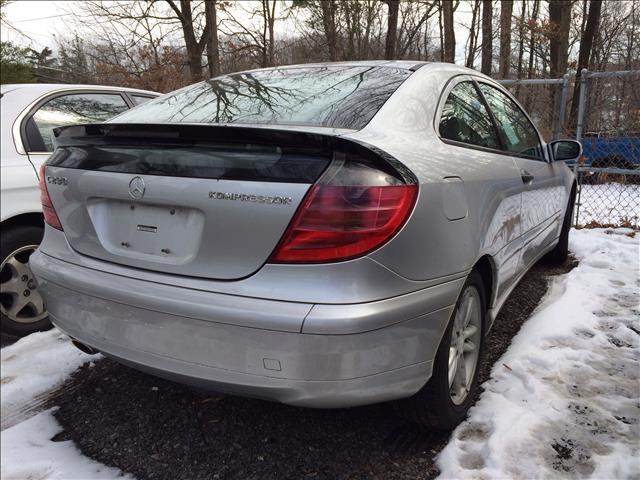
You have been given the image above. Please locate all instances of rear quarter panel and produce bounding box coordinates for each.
[350,65,568,299]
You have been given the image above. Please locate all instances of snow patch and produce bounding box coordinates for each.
[437,228,640,479]
[1,329,98,430]
[1,408,133,480]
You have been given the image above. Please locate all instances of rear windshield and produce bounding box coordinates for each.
[112,66,411,130]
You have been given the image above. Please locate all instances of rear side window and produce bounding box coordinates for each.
[112,66,411,130]
[31,93,129,151]
[477,83,544,160]
[130,94,155,105]
[439,81,501,150]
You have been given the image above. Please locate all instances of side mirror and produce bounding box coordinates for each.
[549,139,582,162]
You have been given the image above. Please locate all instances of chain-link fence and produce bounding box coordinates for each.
[498,70,640,230]
[573,167,639,228]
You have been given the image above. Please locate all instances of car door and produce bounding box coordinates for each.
[476,81,566,270]
[21,91,131,173]
[436,77,525,306]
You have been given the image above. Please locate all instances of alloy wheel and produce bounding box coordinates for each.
[448,286,482,405]
[0,245,47,323]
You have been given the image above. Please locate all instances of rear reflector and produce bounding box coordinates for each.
[269,154,417,263]
[39,165,63,231]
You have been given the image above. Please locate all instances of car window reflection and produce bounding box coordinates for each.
[477,84,544,160]
[439,81,501,150]
[33,93,129,151]
[114,66,411,130]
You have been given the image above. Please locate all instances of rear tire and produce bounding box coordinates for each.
[394,270,486,430]
[0,225,52,337]
[544,189,575,266]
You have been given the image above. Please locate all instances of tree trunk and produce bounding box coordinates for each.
[205,0,219,77]
[466,0,480,68]
[267,0,276,67]
[527,0,539,78]
[442,0,455,63]
[549,0,571,78]
[516,0,526,79]
[481,0,492,74]
[499,0,513,78]
[165,0,209,82]
[320,0,338,61]
[438,1,445,61]
[570,0,602,130]
[343,1,356,59]
[384,0,399,59]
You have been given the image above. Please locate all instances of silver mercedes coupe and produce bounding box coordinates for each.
[31,62,580,429]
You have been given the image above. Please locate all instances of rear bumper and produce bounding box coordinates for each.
[31,251,459,407]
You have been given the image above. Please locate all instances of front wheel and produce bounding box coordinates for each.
[0,225,52,337]
[394,271,485,430]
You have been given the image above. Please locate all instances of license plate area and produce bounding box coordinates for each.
[86,199,205,265]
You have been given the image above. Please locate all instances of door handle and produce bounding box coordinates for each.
[521,170,534,184]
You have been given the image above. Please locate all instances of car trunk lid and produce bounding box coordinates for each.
[44,123,335,280]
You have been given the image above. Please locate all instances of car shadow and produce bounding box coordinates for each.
[1,333,17,348]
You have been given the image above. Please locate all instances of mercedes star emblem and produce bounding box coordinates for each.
[128,176,146,199]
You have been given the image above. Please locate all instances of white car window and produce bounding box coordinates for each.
[130,94,155,106]
[31,93,129,151]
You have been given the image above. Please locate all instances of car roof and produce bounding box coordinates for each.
[218,61,490,81]
[229,60,430,76]
[0,83,158,96]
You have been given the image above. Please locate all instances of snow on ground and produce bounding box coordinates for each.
[437,228,640,480]
[576,183,639,227]
[1,330,131,479]
[1,329,95,430]
[1,409,134,480]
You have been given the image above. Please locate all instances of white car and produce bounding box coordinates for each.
[1,84,159,336]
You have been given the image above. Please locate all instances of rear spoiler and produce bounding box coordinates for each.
[54,122,336,151]
[50,123,417,185]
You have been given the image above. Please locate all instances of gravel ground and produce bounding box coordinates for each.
[49,258,577,480]
[1,333,17,348]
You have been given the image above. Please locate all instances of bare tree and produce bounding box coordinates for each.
[570,0,602,129]
[165,0,211,81]
[465,0,481,68]
[515,0,526,78]
[263,0,277,66]
[397,1,438,58]
[320,0,338,61]
[481,0,492,74]
[499,0,513,77]
[527,0,540,78]
[0,0,33,41]
[548,0,571,78]
[219,0,278,69]
[205,0,220,77]
[384,0,399,59]
[442,0,456,63]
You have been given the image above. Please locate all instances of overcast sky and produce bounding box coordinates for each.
[2,0,476,63]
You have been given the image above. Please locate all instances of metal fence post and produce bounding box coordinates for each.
[575,68,589,142]
[573,69,589,226]
[555,73,570,139]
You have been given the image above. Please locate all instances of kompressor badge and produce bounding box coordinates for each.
[208,191,292,205]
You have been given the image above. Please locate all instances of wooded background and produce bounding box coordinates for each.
[1,0,638,93]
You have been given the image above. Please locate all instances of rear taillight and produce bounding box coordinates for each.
[269,153,418,263]
[39,164,63,231]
